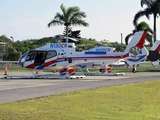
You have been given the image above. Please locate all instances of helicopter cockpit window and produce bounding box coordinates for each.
[26,51,37,61]
[46,50,57,59]
[19,51,29,64]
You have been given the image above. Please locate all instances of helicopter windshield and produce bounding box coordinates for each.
[18,51,29,67]
[26,51,37,61]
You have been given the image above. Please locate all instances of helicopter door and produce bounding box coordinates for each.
[34,51,47,66]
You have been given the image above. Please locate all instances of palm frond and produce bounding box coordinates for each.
[72,19,89,27]
[60,4,66,15]
[48,20,63,27]
[133,10,147,26]
[141,0,152,7]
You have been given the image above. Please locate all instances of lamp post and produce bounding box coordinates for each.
[10,36,14,49]
[10,36,14,42]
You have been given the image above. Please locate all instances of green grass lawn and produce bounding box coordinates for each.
[0,80,160,120]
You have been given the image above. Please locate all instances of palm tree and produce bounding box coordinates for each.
[125,21,153,46]
[48,4,89,43]
[133,0,160,43]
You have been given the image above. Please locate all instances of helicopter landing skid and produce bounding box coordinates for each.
[83,72,125,76]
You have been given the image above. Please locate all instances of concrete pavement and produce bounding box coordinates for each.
[0,72,159,104]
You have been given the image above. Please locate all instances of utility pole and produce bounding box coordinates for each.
[120,33,123,45]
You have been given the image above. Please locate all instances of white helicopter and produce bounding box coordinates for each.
[18,31,148,78]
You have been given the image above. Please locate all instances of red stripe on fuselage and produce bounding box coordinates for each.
[136,31,147,49]
[44,60,57,67]
[26,64,35,69]
[122,53,129,58]
[155,44,160,51]
[26,59,57,69]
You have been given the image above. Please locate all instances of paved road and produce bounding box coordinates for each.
[0,72,159,104]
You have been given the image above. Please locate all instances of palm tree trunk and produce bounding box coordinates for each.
[153,14,157,43]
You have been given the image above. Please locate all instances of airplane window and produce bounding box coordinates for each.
[46,50,57,59]
[26,51,37,61]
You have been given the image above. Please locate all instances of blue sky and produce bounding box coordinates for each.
[0,0,160,43]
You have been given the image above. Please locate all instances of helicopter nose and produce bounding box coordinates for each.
[18,51,29,68]
[18,56,26,67]
[18,60,24,67]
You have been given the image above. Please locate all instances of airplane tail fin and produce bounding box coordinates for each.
[150,40,160,51]
[123,31,147,56]
[123,31,149,66]
[147,40,160,66]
